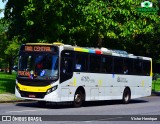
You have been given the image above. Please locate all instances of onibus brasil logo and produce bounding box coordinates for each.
[136,1,159,13]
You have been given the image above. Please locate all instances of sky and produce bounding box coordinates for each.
[0,0,7,18]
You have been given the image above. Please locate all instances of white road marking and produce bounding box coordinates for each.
[6,109,48,113]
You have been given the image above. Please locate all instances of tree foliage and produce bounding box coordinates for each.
[2,0,160,69]
[0,18,8,71]
[0,17,20,74]
[19,0,159,46]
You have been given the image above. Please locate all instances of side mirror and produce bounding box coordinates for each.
[13,66,18,72]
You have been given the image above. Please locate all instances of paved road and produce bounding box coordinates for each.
[0,96,160,124]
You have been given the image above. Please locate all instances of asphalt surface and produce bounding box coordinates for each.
[0,96,160,124]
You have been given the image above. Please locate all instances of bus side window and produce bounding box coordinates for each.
[89,54,101,73]
[123,65,128,74]
[125,58,134,75]
[101,56,113,73]
[114,57,123,74]
[123,58,134,75]
[75,53,88,72]
[143,60,151,76]
[134,60,143,75]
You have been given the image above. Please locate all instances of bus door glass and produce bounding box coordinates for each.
[60,50,74,83]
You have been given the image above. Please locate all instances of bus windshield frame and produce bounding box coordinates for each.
[17,45,59,81]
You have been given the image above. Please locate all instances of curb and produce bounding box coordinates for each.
[0,93,28,103]
[0,100,29,103]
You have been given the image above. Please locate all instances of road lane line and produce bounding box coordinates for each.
[6,109,48,113]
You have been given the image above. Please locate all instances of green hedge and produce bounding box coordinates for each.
[152,80,160,92]
[0,72,16,94]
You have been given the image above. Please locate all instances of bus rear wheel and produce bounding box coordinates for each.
[73,90,84,107]
[122,88,131,104]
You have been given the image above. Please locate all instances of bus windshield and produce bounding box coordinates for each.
[18,53,59,80]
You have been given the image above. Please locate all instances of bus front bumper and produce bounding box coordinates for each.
[15,87,60,102]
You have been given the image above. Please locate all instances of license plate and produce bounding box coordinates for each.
[29,94,36,98]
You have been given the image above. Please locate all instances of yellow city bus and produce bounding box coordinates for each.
[15,43,152,107]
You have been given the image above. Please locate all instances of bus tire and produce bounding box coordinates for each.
[122,88,131,104]
[73,90,84,107]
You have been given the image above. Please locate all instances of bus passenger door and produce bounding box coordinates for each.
[60,50,74,101]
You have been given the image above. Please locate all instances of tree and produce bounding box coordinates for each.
[0,17,20,74]
[3,0,160,67]
[4,0,28,41]
[0,17,8,72]
[4,36,20,74]
[20,0,159,46]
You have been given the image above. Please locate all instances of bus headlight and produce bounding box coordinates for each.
[46,85,58,95]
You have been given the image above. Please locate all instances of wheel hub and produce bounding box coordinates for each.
[125,94,129,101]
[75,94,81,103]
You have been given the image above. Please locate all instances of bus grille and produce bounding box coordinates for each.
[19,91,46,99]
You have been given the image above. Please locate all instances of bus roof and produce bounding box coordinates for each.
[24,43,151,60]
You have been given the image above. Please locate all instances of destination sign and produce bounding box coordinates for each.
[18,71,30,77]
[25,46,51,52]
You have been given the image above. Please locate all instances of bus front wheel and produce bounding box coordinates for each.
[122,88,131,104]
[73,90,84,107]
